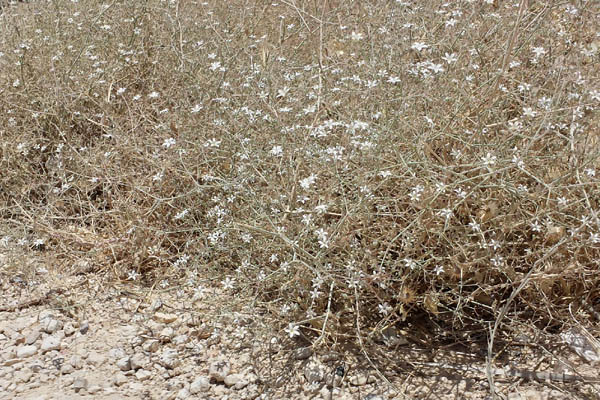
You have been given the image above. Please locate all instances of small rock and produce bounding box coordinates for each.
[224,373,249,390]
[209,360,231,382]
[60,364,75,375]
[349,373,371,386]
[79,321,89,335]
[135,369,152,381]
[176,388,190,399]
[173,334,189,345]
[112,372,128,387]
[108,348,127,360]
[294,347,313,360]
[159,326,175,342]
[189,376,210,394]
[72,377,88,392]
[13,333,26,345]
[38,310,54,322]
[16,345,38,359]
[130,353,149,370]
[68,355,84,369]
[40,336,61,352]
[14,370,33,383]
[364,394,384,400]
[87,385,102,394]
[41,318,62,334]
[304,360,326,383]
[159,349,180,369]
[116,357,132,371]
[154,312,178,324]
[63,323,77,336]
[3,358,21,367]
[142,339,160,353]
[25,330,41,345]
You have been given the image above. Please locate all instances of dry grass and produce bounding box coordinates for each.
[1,0,599,391]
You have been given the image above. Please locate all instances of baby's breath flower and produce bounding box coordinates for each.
[284,323,300,338]
[221,276,235,290]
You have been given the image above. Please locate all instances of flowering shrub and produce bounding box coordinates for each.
[1,0,599,346]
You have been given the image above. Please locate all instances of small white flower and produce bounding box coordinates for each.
[531,46,547,58]
[411,42,429,51]
[438,208,453,220]
[127,270,139,281]
[162,138,176,148]
[221,276,235,290]
[350,31,363,41]
[469,220,481,232]
[442,52,458,64]
[300,174,317,190]
[523,107,537,118]
[270,145,283,157]
[491,255,504,267]
[284,323,301,338]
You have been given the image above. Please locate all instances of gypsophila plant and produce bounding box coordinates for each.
[1,0,599,350]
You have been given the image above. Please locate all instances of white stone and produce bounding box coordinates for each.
[224,373,249,390]
[16,345,38,359]
[60,364,74,374]
[159,349,180,369]
[41,318,62,334]
[130,353,149,370]
[40,336,61,352]
[189,376,210,394]
[135,369,152,381]
[116,357,131,371]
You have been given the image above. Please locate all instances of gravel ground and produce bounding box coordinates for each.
[1,253,597,399]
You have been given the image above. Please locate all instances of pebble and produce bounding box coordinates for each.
[79,321,89,335]
[135,369,152,381]
[41,318,62,334]
[176,388,190,399]
[25,330,41,345]
[303,360,326,383]
[189,376,211,394]
[349,372,376,386]
[294,347,313,360]
[14,370,33,383]
[130,353,149,370]
[159,349,180,369]
[16,345,38,359]
[116,357,132,371]
[60,364,75,374]
[63,322,77,336]
[112,372,128,387]
[72,377,88,392]
[224,373,249,390]
[142,339,160,353]
[40,336,61,352]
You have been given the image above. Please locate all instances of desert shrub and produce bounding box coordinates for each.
[1,0,599,347]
